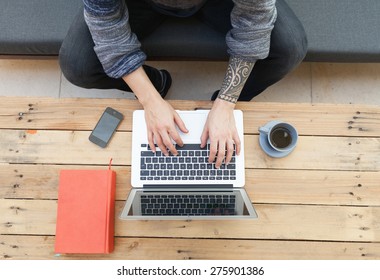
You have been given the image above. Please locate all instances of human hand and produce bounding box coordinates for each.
[143,95,188,156]
[122,66,188,155]
[200,99,241,168]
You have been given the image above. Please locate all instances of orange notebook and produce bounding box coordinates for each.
[55,169,116,254]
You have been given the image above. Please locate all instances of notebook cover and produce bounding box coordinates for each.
[55,169,116,254]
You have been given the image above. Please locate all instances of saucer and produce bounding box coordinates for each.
[259,133,293,158]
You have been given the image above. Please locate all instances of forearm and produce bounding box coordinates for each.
[122,67,161,106]
[217,56,255,104]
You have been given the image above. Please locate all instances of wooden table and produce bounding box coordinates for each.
[1,97,380,260]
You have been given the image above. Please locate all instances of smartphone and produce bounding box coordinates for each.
[89,107,124,148]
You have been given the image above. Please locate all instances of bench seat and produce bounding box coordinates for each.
[0,0,379,62]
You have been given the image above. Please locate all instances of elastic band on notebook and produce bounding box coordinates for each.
[109,158,113,170]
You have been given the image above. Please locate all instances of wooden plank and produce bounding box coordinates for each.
[1,235,379,260]
[2,164,380,206]
[247,135,380,171]
[0,97,379,137]
[1,199,379,242]
[0,129,131,165]
[1,130,380,171]
[249,169,380,206]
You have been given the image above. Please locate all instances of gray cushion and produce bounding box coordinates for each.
[0,0,82,55]
[286,0,380,62]
[143,0,380,62]
[1,0,379,62]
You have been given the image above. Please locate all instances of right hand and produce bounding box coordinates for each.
[122,66,188,155]
[143,95,188,156]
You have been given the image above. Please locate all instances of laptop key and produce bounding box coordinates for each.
[141,151,154,157]
[140,171,149,176]
[227,164,236,169]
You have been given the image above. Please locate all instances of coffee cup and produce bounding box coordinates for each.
[258,121,298,158]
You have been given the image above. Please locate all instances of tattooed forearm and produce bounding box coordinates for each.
[217,57,255,103]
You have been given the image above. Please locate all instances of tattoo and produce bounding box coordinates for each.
[218,57,255,103]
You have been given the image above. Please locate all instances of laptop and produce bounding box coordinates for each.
[120,110,258,220]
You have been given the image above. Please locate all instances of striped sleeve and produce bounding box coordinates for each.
[226,0,277,61]
[83,0,146,78]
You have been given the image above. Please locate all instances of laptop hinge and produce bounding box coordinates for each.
[143,184,233,189]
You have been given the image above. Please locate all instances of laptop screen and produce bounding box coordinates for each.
[121,188,256,219]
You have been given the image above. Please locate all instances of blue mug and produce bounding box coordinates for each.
[258,121,298,158]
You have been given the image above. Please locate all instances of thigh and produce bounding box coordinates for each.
[59,1,166,89]
[239,0,308,100]
[59,8,102,86]
[126,0,166,39]
[265,0,308,66]
[196,0,233,34]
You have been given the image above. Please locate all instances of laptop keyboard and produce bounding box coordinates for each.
[139,143,236,181]
[140,193,237,216]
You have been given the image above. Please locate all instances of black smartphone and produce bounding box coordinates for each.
[89,107,124,148]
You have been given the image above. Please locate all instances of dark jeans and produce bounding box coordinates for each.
[59,0,307,101]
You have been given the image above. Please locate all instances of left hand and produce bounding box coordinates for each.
[200,99,241,168]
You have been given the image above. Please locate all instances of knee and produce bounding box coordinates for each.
[277,26,308,69]
[59,44,95,89]
[272,0,309,69]
[290,26,308,63]
[59,48,92,89]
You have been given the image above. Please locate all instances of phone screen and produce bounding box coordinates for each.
[89,107,123,148]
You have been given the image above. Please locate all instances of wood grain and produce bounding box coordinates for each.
[1,130,379,171]
[1,199,379,242]
[0,97,379,136]
[1,235,379,260]
[1,164,380,206]
[1,97,380,260]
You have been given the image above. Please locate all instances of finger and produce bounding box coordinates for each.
[154,133,168,156]
[225,140,234,165]
[215,141,226,168]
[169,128,184,148]
[174,111,189,134]
[161,131,178,155]
[200,126,209,149]
[147,130,156,153]
[208,140,218,164]
[234,133,241,156]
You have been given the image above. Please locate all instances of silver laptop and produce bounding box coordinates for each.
[120,110,258,220]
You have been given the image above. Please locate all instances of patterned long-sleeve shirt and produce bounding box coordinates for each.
[83,0,277,79]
